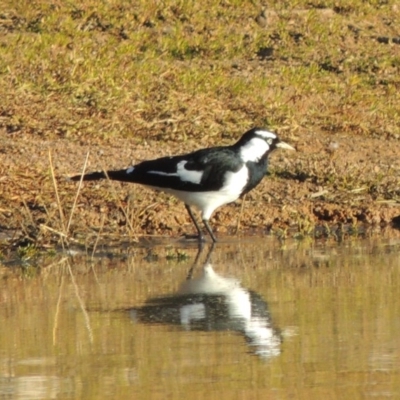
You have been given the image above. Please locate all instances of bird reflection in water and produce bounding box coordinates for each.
[130,245,282,360]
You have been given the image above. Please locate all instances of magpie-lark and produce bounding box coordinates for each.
[130,261,282,359]
[70,127,295,242]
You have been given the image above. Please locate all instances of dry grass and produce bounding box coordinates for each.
[1,0,399,142]
[1,0,400,256]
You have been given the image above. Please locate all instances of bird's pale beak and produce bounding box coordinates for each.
[276,141,296,151]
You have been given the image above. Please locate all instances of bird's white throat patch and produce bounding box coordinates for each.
[239,137,270,162]
[148,160,203,184]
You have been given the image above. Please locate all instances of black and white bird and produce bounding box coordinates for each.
[130,262,282,360]
[70,128,295,242]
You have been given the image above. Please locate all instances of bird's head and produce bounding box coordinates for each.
[235,127,295,163]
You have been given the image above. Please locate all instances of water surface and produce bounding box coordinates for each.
[1,237,400,399]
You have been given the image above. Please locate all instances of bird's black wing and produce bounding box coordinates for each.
[126,146,243,192]
[70,146,244,192]
[183,147,244,191]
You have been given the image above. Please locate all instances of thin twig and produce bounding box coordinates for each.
[91,213,105,259]
[40,224,69,238]
[103,168,139,242]
[67,260,93,343]
[21,198,36,226]
[49,150,66,234]
[235,194,246,235]
[53,273,64,346]
[66,151,90,234]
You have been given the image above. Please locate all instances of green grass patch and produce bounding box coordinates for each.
[0,0,399,142]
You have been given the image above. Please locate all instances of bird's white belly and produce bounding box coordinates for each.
[166,189,241,219]
[149,165,249,220]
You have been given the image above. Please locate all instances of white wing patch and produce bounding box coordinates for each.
[148,160,203,184]
[126,166,135,174]
[155,165,248,220]
[239,137,270,162]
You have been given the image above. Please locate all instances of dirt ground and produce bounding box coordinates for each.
[1,2,400,253]
[1,128,400,251]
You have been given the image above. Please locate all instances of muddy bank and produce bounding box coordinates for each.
[1,130,400,251]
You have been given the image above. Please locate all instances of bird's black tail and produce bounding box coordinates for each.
[69,169,134,183]
[70,171,106,181]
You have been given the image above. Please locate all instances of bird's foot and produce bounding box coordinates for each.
[183,233,206,242]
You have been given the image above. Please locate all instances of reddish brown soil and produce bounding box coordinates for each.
[1,130,400,249]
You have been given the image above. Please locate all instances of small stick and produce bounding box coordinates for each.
[53,274,64,345]
[40,224,68,238]
[49,150,66,234]
[235,194,246,235]
[67,260,93,343]
[91,213,105,259]
[66,151,90,234]
[102,168,138,241]
[21,198,36,226]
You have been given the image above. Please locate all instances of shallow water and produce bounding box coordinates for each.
[1,237,400,399]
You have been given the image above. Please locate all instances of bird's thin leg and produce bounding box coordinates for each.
[186,242,216,280]
[202,219,217,243]
[186,241,204,280]
[204,241,215,263]
[185,204,205,241]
